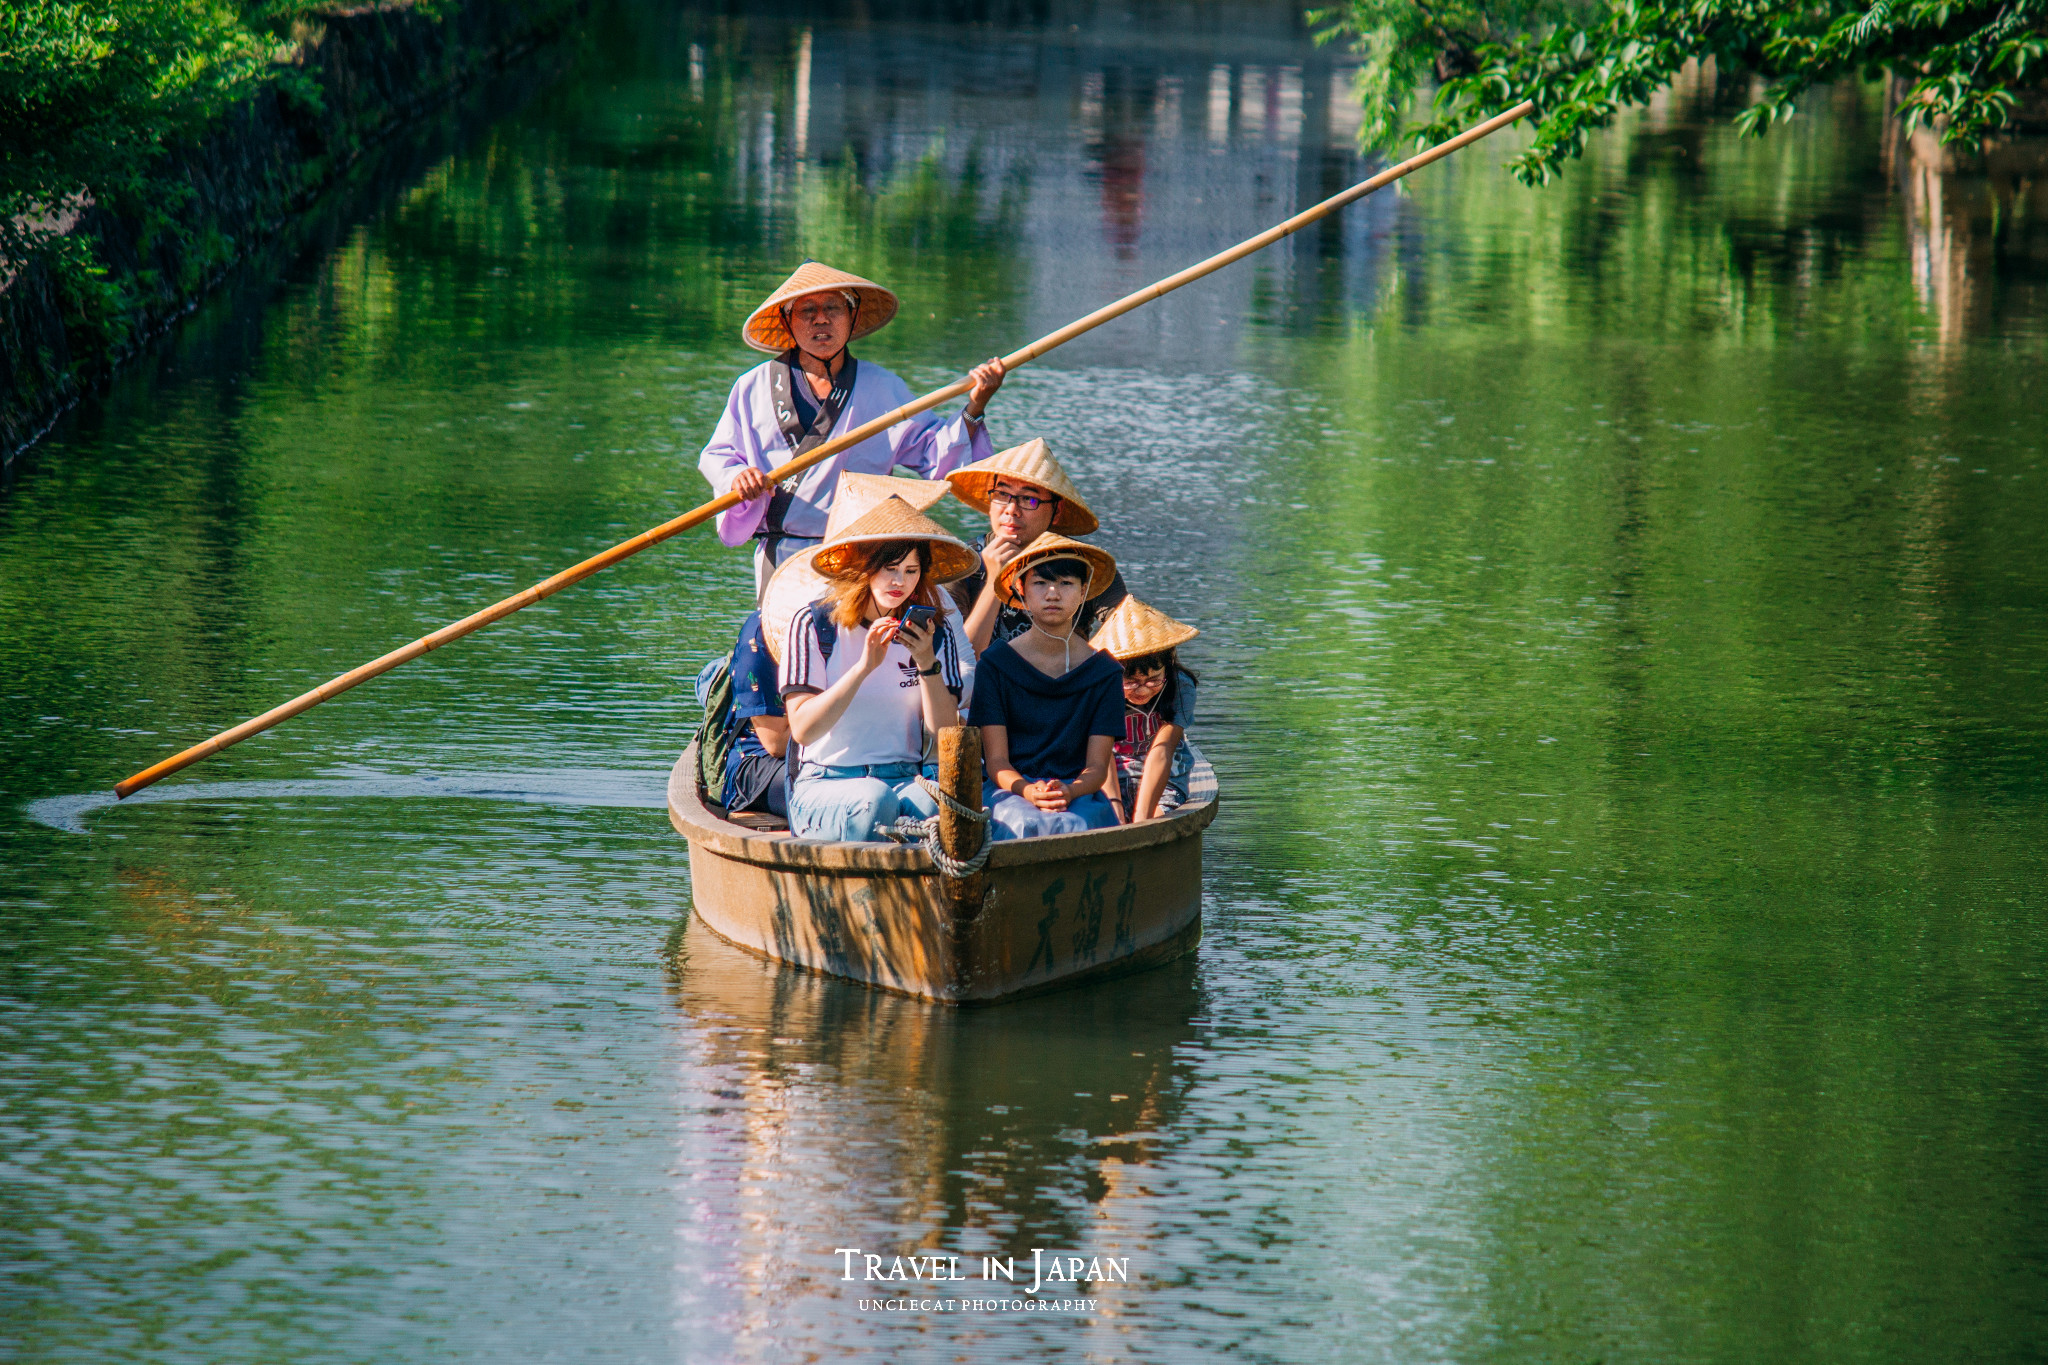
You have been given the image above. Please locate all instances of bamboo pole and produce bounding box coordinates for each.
[114,101,1534,799]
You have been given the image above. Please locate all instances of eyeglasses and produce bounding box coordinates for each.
[989,488,1057,512]
[1122,664,1167,681]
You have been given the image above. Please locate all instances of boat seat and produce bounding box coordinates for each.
[726,810,790,833]
[700,789,790,834]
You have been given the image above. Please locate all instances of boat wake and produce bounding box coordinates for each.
[25,768,671,835]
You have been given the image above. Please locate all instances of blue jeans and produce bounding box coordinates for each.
[983,782,1119,841]
[789,762,939,842]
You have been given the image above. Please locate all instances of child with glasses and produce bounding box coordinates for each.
[1089,597,1200,823]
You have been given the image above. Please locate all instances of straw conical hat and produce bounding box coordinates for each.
[993,531,1118,604]
[760,496,972,663]
[760,552,967,665]
[743,262,899,354]
[945,437,1099,536]
[1089,595,1198,661]
[759,555,832,665]
[809,496,978,584]
[824,471,949,540]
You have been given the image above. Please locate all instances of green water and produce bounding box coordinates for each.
[4,3,2046,1360]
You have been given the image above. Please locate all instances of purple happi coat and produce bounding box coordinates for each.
[696,357,992,546]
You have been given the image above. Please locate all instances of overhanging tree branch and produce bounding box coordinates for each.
[1313,0,2048,183]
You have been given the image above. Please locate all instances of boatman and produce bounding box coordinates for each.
[698,261,1006,595]
[946,437,1128,652]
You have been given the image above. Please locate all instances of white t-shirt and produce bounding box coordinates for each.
[778,601,973,769]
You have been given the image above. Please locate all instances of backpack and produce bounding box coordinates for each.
[691,655,738,797]
[690,606,837,800]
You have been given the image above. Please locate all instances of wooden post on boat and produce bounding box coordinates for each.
[936,725,987,920]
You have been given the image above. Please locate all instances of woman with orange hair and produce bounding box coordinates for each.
[777,498,979,842]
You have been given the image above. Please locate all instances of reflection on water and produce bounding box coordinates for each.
[2,0,2046,1360]
[1894,106,2048,341]
[667,919,1201,1355]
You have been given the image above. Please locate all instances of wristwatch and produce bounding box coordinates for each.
[916,662,941,676]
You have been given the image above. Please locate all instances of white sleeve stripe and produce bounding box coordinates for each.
[782,611,814,692]
[940,627,962,688]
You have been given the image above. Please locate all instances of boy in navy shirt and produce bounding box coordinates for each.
[972,535,1126,839]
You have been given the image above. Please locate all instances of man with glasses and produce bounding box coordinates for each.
[699,261,1006,596]
[946,438,1128,653]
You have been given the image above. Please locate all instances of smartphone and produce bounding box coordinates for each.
[897,604,938,629]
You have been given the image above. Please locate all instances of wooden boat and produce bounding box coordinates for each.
[667,735,1217,1006]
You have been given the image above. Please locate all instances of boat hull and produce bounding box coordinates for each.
[668,747,1216,1005]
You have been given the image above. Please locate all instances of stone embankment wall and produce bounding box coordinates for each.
[1,0,583,462]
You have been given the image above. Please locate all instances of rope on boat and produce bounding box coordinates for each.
[886,776,993,878]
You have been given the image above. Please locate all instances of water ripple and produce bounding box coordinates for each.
[25,768,670,835]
